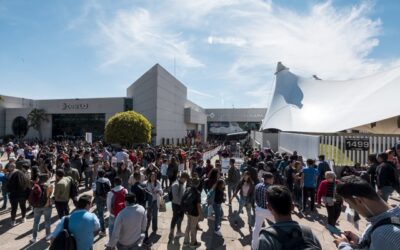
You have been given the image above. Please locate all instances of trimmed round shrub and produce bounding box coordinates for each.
[105,111,152,146]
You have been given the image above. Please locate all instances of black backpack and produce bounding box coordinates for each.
[260,225,321,250]
[49,216,77,250]
[358,216,400,248]
[96,181,111,198]
[180,188,196,214]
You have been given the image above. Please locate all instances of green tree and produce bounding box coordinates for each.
[105,110,152,147]
[27,108,49,139]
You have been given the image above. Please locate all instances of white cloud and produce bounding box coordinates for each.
[71,0,391,107]
[188,88,215,98]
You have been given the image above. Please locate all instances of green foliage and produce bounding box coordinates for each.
[105,110,152,146]
[27,108,49,139]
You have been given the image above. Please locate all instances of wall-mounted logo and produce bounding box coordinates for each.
[62,103,89,110]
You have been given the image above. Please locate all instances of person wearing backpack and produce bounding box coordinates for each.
[333,175,400,250]
[106,177,128,240]
[93,169,111,236]
[259,185,322,250]
[54,169,72,219]
[30,174,53,243]
[130,172,149,208]
[182,176,202,248]
[49,194,100,250]
[168,171,189,242]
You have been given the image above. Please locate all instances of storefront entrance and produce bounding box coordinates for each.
[52,113,105,140]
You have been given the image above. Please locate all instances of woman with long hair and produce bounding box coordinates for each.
[231,171,255,229]
[145,171,163,238]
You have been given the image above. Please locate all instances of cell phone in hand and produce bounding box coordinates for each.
[326,224,343,236]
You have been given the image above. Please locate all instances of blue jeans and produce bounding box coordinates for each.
[1,188,8,208]
[380,186,394,202]
[109,215,116,240]
[33,207,52,239]
[95,198,106,232]
[213,203,223,231]
[235,196,254,225]
[147,200,158,232]
[84,171,93,189]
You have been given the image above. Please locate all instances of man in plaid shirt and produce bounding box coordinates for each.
[252,172,275,250]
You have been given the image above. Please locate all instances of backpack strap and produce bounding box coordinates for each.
[358,217,400,248]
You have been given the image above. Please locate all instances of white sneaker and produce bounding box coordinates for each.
[30,238,37,244]
[214,230,222,237]
[22,218,26,223]
[11,220,16,227]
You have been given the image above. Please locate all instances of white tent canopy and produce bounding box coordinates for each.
[261,62,400,133]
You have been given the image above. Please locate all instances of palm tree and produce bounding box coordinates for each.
[27,108,49,140]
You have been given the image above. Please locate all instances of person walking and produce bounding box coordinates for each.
[231,171,255,230]
[106,193,147,250]
[226,158,241,206]
[49,195,100,250]
[107,177,128,239]
[168,171,189,242]
[376,152,398,202]
[93,169,111,236]
[30,174,53,243]
[53,169,72,219]
[7,163,30,226]
[258,185,322,249]
[252,172,275,250]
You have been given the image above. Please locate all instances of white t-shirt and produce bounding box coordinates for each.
[160,164,168,176]
[115,151,128,163]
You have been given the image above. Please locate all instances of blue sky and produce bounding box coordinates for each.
[1,0,400,108]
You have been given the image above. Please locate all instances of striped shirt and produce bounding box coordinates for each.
[339,206,400,250]
[255,182,270,209]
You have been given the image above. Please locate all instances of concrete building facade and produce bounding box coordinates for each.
[0,64,266,145]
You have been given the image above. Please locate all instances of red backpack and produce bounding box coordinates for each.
[28,184,48,208]
[111,189,126,217]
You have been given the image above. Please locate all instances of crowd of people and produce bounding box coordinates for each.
[0,140,400,250]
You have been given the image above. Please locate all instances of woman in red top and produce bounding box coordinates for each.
[317,171,343,226]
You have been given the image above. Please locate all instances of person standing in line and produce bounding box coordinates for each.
[144,171,162,244]
[106,193,147,250]
[376,152,398,202]
[30,174,53,243]
[366,154,379,190]
[168,171,189,242]
[160,158,169,190]
[93,169,111,236]
[317,155,330,187]
[182,176,202,248]
[317,171,343,227]
[301,159,319,213]
[252,172,275,250]
[213,179,226,237]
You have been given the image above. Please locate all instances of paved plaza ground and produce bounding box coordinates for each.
[1,156,399,250]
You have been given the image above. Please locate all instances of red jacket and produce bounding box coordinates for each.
[316,179,340,205]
